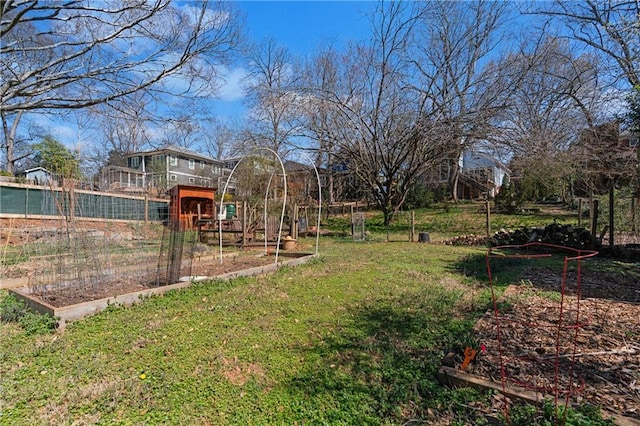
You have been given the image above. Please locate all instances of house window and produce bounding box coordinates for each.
[189,159,195,169]
[169,155,178,166]
[170,174,177,181]
[630,137,638,148]
[212,166,220,175]
[130,156,140,168]
[201,179,209,187]
[188,177,195,184]
[200,161,205,169]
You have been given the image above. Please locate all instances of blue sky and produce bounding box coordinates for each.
[241,1,373,54]
[38,1,377,146]
[210,1,376,118]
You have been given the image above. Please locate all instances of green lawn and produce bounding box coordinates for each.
[1,239,499,424]
[0,203,614,425]
[326,201,581,242]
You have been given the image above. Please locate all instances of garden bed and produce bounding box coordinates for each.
[10,252,316,325]
[444,265,640,423]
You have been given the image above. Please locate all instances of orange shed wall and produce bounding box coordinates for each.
[169,185,215,230]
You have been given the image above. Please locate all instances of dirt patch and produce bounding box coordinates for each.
[470,267,640,420]
[221,356,266,386]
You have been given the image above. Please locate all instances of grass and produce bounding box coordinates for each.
[0,202,617,424]
[1,239,500,424]
[327,201,580,242]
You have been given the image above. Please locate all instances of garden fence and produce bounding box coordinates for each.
[0,182,168,222]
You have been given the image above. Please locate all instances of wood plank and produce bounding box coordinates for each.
[437,366,640,426]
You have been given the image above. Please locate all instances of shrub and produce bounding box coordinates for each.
[0,294,28,322]
[0,294,57,335]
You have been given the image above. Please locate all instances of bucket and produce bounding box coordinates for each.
[282,237,296,250]
[418,232,430,243]
[226,204,236,219]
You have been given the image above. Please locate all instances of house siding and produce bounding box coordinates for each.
[102,145,229,194]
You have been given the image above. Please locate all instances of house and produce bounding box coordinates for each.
[100,145,229,195]
[425,150,509,199]
[572,123,638,195]
[16,167,54,186]
[284,160,324,203]
[459,151,509,198]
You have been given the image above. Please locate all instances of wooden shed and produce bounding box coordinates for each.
[168,185,215,230]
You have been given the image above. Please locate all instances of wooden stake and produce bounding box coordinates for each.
[411,210,415,242]
[485,199,491,237]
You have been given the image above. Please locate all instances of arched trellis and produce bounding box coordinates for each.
[218,148,287,264]
[297,152,322,255]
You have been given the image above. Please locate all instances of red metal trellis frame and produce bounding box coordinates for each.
[485,242,598,423]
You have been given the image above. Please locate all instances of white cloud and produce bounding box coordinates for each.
[217,66,247,101]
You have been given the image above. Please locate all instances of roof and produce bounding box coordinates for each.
[463,150,510,173]
[284,160,313,172]
[127,144,221,164]
[16,166,51,175]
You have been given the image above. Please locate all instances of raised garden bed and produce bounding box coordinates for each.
[11,252,317,326]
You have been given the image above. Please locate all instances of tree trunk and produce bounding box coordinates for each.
[609,185,614,247]
[449,156,461,202]
[1,110,24,174]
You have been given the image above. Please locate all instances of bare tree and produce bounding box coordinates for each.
[411,0,511,201]
[498,38,604,202]
[299,45,345,204]
[0,0,241,173]
[200,117,242,161]
[530,1,639,245]
[82,93,156,171]
[314,1,448,228]
[529,0,639,88]
[242,38,301,156]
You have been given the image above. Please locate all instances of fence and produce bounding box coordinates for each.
[0,182,168,222]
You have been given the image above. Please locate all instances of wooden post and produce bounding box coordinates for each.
[293,203,299,239]
[577,198,582,227]
[609,186,614,247]
[350,204,355,237]
[411,210,415,242]
[485,199,491,237]
[591,199,599,250]
[242,201,247,248]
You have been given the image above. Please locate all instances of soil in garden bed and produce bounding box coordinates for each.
[29,252,306,308]
[468,266,640,420]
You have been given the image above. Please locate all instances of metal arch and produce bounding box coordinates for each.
[218,147,288,264]
[297,152,322,255]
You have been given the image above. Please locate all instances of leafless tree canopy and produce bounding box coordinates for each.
[1,0,240,111]
[1,0,241,172]
[529,0,639,88]
[241,38,302,156]
[411,0,511,200]
[307,2,448,226]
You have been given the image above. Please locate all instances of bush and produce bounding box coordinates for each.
[0,294,57,335]
[405,182,448,209]
[0,294,28,322]
[19,311,58,335]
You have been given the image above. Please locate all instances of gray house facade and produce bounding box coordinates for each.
[101,145,228,195]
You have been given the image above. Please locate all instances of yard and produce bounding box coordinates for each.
[0,202,637,424]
